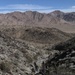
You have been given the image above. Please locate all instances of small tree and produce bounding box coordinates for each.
[0,61,11,73]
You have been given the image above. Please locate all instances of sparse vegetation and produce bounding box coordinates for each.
[0,61,11,73]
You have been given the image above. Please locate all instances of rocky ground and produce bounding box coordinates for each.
[0,27,59,75]
[0,27,74,75]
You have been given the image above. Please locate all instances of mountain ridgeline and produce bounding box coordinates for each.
[0,10,75,32]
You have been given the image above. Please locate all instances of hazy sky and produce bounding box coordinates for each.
[0,0,75,13]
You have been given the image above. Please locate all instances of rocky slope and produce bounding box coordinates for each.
[0,27,73,75]
[52,36,75,51]
[0,30,50,75]
[35,37,75,75]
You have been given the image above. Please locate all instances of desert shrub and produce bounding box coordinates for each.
[25,54,33,63]
[33,52,41,60]
[52,43,65,50]
[14,52,20,59]
[0,61,11,72]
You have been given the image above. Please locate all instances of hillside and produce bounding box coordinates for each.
[0,31,51,75]
[0,26,73,75]
[0,27,73,44]
[35,34,75,75]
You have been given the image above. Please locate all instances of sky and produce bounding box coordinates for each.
[0,0,75,13]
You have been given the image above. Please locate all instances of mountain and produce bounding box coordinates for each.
[50,10,75,22]
[50,10,64,18]
[0,10,75,33]
[37,45,75,75]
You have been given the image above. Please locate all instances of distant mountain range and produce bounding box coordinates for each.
[0,10,75,33]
